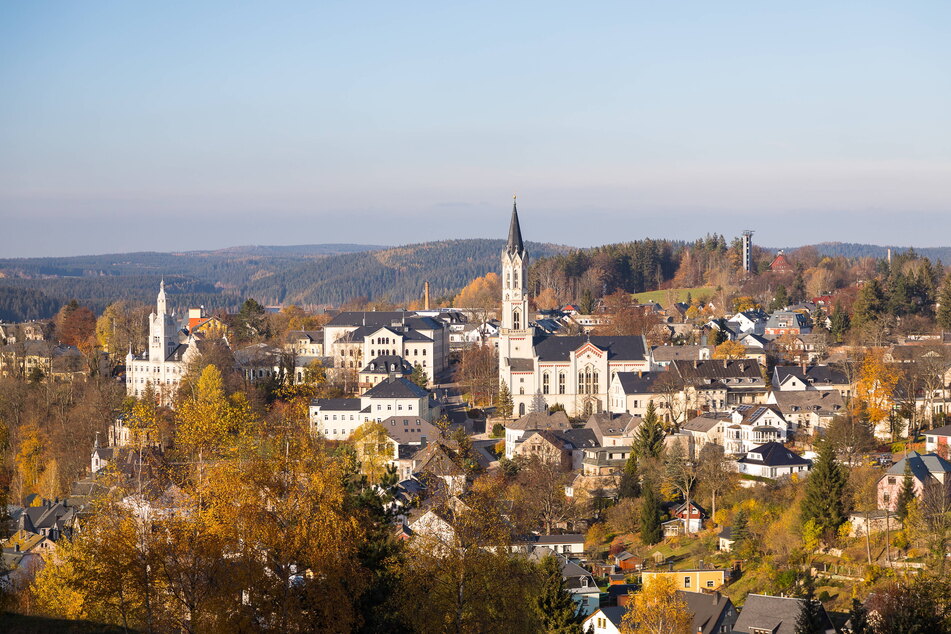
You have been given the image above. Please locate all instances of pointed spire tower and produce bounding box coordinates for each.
[500,195,531,334]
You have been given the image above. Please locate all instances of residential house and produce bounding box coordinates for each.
[723,405,791,455]
[773,365,851,399]
[651,345,714,367]
[504,410,572,459]
[925,424,951,455]
[641,568,728,593]
[680,412,731,457]
[583,606,625,634]
[764,311,811,336]
[662,500,706,535]
[585,412,641,447]
[732,594,836,634]
[878,451,951,511]
[768,389,845,437]
[727,309,769,336]
[567,446,632,498]
[736,442,811,479]
[358,355,413,393]
[514,428,598,470]
[284,330,323,358]
[608,372,675,420]
[670,359,768,409]
[717,526,736,552]
[517,534,586,556]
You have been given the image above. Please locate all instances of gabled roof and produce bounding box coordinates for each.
[774,365,848,386]
[885,451,951,481]
[613,371,659,394]
[507,411,571,431]
[311,398,363,411]
[363,376,430,399]
[651,345,713,363]
[533,335,647,362]
[326,311,443,332]
[732,404,785,425]
[771,389,845,415]
[738,442,810,467]
[733,594,835,634]
[361,355,413,374]
[926,424,951,438]
[682,412,730,433]
[672,359,762,382]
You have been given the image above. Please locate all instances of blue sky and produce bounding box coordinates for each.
[1,2,950,257]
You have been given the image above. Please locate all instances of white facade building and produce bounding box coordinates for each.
[125,282,199,404]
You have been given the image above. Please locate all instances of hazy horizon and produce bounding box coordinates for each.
[3,2,950,257]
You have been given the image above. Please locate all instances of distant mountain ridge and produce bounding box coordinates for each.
[789,242,951,263]
[0,240,568,319]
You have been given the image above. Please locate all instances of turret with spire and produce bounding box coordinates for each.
[506,195,525,258]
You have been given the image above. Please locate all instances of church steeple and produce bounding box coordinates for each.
[157,278,167,315]
[506,195,525,257]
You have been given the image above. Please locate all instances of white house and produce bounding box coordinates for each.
[310,376,436,440]
[723,405,790,455]
[736,442,811,479]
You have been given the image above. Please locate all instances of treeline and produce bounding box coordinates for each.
[243,239,568,307]
[0,286,59,322]
[814,242,951,262]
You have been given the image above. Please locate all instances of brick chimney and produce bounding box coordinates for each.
[424,281,430,311]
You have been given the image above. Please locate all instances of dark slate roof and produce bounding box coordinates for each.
[533,335,647,362]
[885,451,951,482]
[681,591,734,634]
[738,442,811,467]
[594,606,626,628]
[506,198,525,256]
[774,365,848,386]
[534,534,585,545]
[651,345,713,362]
[554,428,599,449]
[733,594,835,634]
[926,424,951,437]
[614,371,659,394]
[286,329,322,343]
[682,412,731,433]
[508,411,571,431]
[326,311,443,331]
[362,355,413,374]
[362,376,430,399]
[672,359,762,382]
[312,398,363,411]
[508,358,535,372]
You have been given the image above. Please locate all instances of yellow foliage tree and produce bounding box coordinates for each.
[454,273,501,312]
[176,365,254,457]
[713,340,747,360]
[351,422,393,482]
[534,287,560,311]
[855,349,900,426]
[621,575,692,634]
[14,422,47,498]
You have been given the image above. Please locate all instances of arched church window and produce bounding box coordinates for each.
[519,403,526,416]
[558,373,566,394]
[513,309,521,330]
[542,373,550,395]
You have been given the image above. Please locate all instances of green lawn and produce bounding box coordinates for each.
[632,286,715,305]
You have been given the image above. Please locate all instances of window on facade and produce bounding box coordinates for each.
[684,577,691,588]
[543,373,550,394]
[707,580,714,587]
[559,373,566,394]
[513,310,521,330]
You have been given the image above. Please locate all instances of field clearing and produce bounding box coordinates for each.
[632,286,715,304]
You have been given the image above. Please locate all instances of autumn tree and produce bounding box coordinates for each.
[534,287,561,311]
[713,340,746,360]
[54,300,97,347]
[697,443,736,526]
[351,422,394,483]
[96,301,150,359]
[621,575,692,634]
[855,350,900,438]
[825,413,876,466]
[233,297,271,342]
[454,344,498,407]
[455,272,502,336]
[176,364,255,457]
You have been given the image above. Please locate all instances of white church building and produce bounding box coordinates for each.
[125,281,200,404]
[498,200,654,417]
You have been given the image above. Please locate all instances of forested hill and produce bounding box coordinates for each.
[808,242,951,263]
[0,240,567,319]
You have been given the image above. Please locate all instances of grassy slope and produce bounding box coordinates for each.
[632,286,714,304]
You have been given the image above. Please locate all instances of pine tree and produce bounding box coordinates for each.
[795,575,825,634]
[732,509,749,549]
[895,461,916,522]
[639,478,662,545]
[535,555,584,633]
[618,450,640,499]
[829,306,850,343]
[800,441,849,536]
[633,401,665,460]
[410,363,428,389]
[937,275,951,331]
[771,285,789,311]
[496,381,513,419]
[847,597,870,634]
[791,270,807,304]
